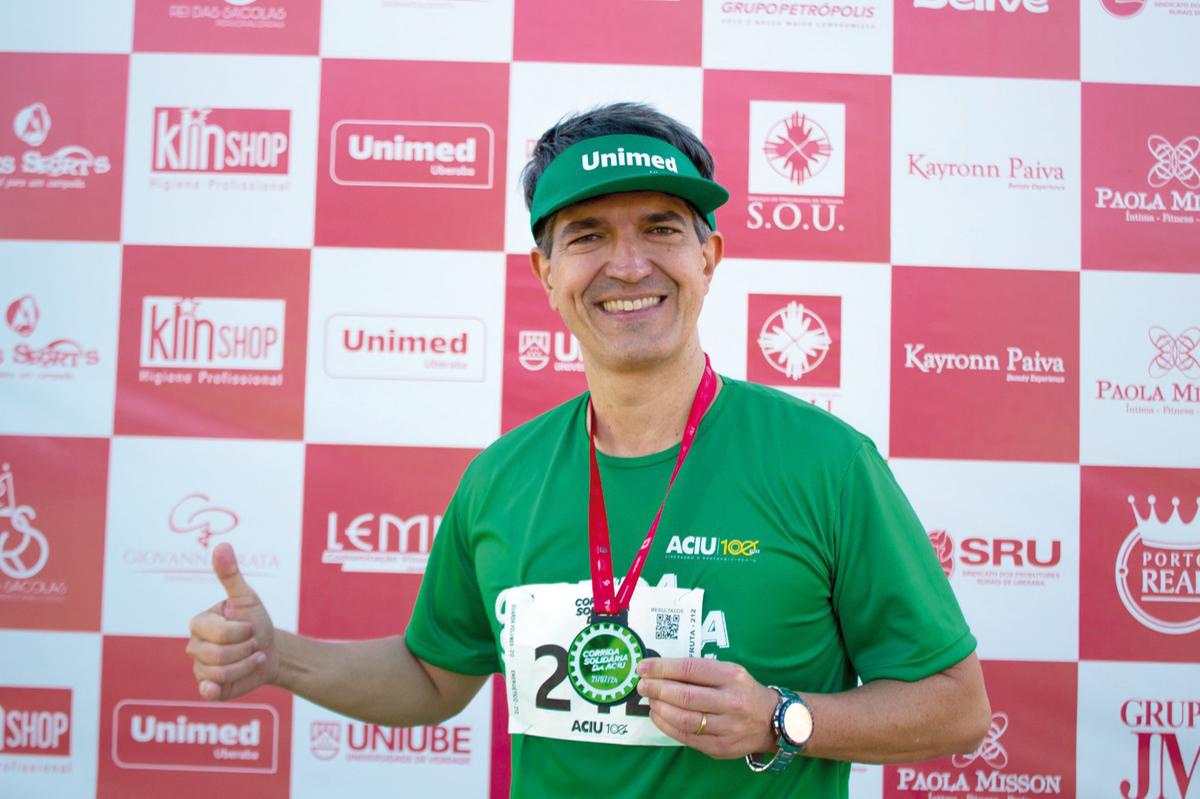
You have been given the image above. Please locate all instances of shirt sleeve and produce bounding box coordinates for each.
[405,484,501,676]
[831,441,976,683]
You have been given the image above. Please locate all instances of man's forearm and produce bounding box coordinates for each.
[273,631,487,728]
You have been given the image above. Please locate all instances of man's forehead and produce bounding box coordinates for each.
[552,190,692,224]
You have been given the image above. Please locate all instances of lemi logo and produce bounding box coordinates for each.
[331,121,494,189]
[913,0,1048,12]
[113,700,278,773]
[0,686,71,756]
[323,511,442,574]
[152,107,290,175]
[665,535,760,560]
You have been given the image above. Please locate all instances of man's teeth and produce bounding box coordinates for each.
[602,296,663,313]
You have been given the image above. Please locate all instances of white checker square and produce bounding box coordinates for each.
[0,1,133,53]
[1082,0,1200,87]
[320,0,514,62]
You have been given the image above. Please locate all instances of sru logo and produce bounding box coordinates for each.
[665,536,760,558]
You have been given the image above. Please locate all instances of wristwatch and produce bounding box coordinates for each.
[745,686,814,773]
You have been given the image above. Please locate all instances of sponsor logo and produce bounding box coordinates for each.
[1094,326,1200,415]
[0,102,111,189]
[746,294,842,407]
[1116,495,1200,635]
[907,153,1066,192]
[0,464,49,581]
[715,2,879,25]
[322,510,442,574]
[1100,0,1148,17]
[582,146,678,174]
[756,300,834,383]
[1093,135,1200,226]
[913,0,1047,11]
[903,343,1066,384]
[1119,697,1200,799]
[151,107,290,175]
[164,0,288,29]
[330,121,494,189]
[5,295,38,337]
[112,700,278,773]
[137,296,286,388]
[895,711,1066,795]
[305,719,471,765]
[323,314,485,382]
[0,294,101,376]
[168,493,239,549]
[0,686,71,756]
[517,330,582,373]
[664,535,761,562]
[926,528,1063,588]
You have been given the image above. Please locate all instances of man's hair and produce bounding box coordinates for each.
[521,102,716,255]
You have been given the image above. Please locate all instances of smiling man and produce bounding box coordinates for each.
[186,103,990,797]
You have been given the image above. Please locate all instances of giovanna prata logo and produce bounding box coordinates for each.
[756,300,833,383]
[517,330,583,373]
[0,463,49,581]
[1,102,111,186]
[169,493,239,549]
[1094,134,1200,223]
[1116,495,1200,635]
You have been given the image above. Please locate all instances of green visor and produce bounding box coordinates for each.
[529,133,729,236]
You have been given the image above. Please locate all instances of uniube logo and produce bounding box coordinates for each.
[0,464,49,581]
[310,720,340,761]
[0,102,110,179]
[1115,495,1200,635]
[904,343,1065,383]
[169,493,239,549]
[913,0,1048,12]
[763,112,832,187]
[1096,326,1200,405]
[0,686,71,756]
[757,301,832,382]
[1094,135,1200,218]
[330,121,493,189]
[113,700,278,774]
[1120,697,1200,799]
[517,329,583,373]
[895,711,1064,795]
[140,296,285,371]
[152,107,289,175]
[323,511,442,574]
[308,719,471,762]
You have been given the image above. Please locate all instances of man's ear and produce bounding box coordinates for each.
[529,247,556,309]
[700,230,724,292]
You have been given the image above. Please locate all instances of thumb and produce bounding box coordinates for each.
[211,542,256,603]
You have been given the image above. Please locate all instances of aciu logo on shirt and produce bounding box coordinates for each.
[664,534,761,561]
[581,147,678,173]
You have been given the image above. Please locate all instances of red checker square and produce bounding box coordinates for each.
[98,635,292,799]
[315,59,508,251]
[890,266,1079,462]
[1083,83,1200,274]
[0,53,127,241]
[514,0,701,66]
[133,0,321,55]
[501,254,588,433]
[1080,466,1200,663]
[884,659,1076,798]
[746,293,842,390]
[894,0,1079,80]
[703,70,890,263]
[114,246,309,440]
[299,444,480,640]
[0,436,108,632]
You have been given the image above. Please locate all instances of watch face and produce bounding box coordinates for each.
[782,701,814,747]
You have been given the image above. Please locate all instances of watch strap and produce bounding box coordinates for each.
[745,686,806,773]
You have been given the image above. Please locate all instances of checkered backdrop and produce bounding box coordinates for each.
[0,1,1197,797]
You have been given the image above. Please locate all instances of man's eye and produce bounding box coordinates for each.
[569,233,600,245]
[649,226,681,235]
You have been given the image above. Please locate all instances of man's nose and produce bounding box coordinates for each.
[604,234,653,282]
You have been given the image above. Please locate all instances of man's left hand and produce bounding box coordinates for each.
[636,657,780,759]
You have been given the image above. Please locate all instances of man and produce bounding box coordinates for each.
[188,102,990,797]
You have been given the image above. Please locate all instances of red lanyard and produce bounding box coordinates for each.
[587,355,718,616]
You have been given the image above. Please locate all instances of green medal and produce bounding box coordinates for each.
[566,617,645,705]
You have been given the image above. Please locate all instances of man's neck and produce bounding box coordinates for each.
[585,344,719,458]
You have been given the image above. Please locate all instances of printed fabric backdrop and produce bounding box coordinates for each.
[0,1,1198,797]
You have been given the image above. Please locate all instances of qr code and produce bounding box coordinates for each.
[655,612,680,641]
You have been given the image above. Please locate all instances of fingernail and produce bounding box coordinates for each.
[249,638,258,651]
[254,652,267,665]
[636,662,648,676]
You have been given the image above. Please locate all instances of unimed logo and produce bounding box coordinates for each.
[139,296,285,373]
[1116,496,1200,635]
[112,700,278,773]
[152,107,290,175]
[323,314,485,382]
[322,510,443,574]
[330,121,493,189]
[0,686,71,756]
[913,0,1047,11]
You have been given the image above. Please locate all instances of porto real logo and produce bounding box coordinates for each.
[0,464,49,581]
[757,301,832,382]
[6,295,39,337]
[310,720,340,761]
[168,493,239,549]
[1116,495,1200,635]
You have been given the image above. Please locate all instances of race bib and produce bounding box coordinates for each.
[496,577,703,746]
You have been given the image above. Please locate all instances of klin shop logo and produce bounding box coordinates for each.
[1094,326,1200,409]
[0,686,72,756]
[165,0,288,28]
[324,314,485,383]
[516,329,582,373]
[894,711,1065,796]
[330,121,494,189]
[903,343,1067,384]
[112,700,278,773]
[913,0,1048,11]
[1094,135,1200,225]
[1100,0,1148,17]
[926,528,1063,588]
[1116,495,1200,635]
[0,464,49,582]
[1,294,100,373]
[664,535,761,562]
[0,102,111,185]
[168,493,239,549]
[152,107,290,175]
[323,510,443,574]
[310,720,340,761]
[756,300,834,384]
[308,719,471,765]
[1119,698,1200,799]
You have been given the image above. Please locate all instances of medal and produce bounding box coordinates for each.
[566,355,718,705]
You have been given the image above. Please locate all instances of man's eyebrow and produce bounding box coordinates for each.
[556,217,603,240]
[639,210,689,226]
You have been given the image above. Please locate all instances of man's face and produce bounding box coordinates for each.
[530,191,723,373]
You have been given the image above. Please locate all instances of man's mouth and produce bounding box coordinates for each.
[599,295,665,313]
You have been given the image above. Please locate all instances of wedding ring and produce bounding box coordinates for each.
[694,713,708,736]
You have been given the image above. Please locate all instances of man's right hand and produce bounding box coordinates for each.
[186,542,279,701]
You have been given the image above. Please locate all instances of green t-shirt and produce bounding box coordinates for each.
[406,378,975,798]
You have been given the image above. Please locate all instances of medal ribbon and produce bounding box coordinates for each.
[588,355,718,616]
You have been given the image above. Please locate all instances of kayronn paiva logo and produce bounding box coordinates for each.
[1116,495,1200,635]
[757,301,832,382]
[763,112,833,187]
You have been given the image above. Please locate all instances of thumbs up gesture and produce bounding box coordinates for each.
[186,542,279,701]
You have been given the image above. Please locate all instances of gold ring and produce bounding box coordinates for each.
[694,713,708,736]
